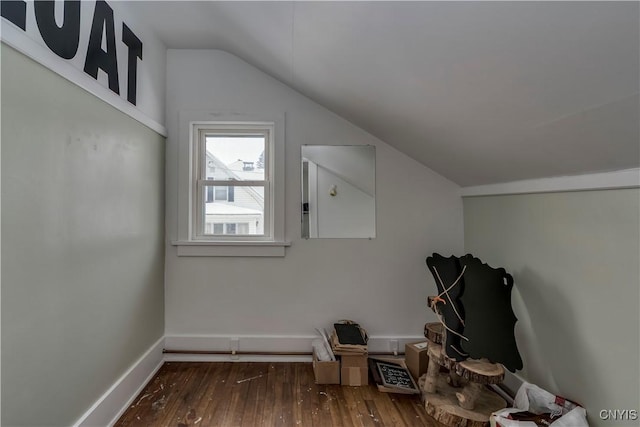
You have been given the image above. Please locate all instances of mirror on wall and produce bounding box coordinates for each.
[301,145,376,239]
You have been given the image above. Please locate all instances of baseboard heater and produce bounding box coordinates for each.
[164,349,312,356]
[488,383,515,406]
[163,349,404,356]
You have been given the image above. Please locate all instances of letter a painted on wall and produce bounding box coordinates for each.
[84,0,119,95]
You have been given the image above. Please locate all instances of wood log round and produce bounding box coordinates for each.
[423,373,507,427]
[454,359,504,385]
[427,342,459,371]
[424,353,441,393]
[418,373,427,399]
[424,322,443,344]
[447,371,463,388]
[456,382,483,410]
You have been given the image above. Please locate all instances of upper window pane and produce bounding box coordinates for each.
[205,135,265,181]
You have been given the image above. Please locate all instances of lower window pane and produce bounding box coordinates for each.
[204,186,265,235]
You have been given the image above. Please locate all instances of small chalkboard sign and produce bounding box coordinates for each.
[373,360,419,392]
[334,323,367,345]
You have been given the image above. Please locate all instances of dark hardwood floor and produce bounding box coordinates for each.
[115,362,445,427]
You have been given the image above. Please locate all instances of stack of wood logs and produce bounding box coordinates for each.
[419,322,507,427]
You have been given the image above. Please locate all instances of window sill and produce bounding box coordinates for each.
[171,240,291,257]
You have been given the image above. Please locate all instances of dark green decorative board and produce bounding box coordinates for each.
[426,253,522,372]
[426,254,468,361]
[459,255,522,372]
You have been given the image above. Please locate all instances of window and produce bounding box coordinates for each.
[192,122,273,241]
[174,112,287,256]
[206,186,235,202]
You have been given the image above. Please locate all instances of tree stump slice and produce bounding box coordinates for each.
[424,322,443,344]
[418,373,427,394]
[447,371,463,388]
[423,373,506,427]
[456,382,483,410]
[427,342,459,371]
[455,359,504,385]
[424,349,441,393]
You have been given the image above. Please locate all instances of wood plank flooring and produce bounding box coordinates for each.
[115,362,445,427]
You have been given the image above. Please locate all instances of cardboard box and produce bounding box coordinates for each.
[339,353,368,386]
[405,341,429,381]
[341,354,368,368]
[341,367,369,386]
[312,350,340,384]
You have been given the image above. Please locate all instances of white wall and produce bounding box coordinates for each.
[1,45,166,427]
[464,189,639,426]
[165,50,463,345]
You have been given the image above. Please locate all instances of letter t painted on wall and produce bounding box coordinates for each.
[122,22,142,106]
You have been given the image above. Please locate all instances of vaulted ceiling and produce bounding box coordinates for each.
[128,1,639,186]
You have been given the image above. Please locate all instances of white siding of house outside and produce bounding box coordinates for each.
[204,156,265,235]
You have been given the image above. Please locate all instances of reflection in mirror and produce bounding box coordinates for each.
[301,145,376,238]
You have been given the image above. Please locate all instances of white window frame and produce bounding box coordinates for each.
[172,111,288,257]
[192,123,273,242]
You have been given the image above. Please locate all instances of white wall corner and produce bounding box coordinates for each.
[73,337,165,427]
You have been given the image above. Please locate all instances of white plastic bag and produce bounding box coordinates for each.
[491,382,588,427]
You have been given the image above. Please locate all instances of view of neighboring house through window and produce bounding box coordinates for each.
[193,123,272,240]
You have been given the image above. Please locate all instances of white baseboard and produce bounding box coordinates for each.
[163,334,427,362]
[73,337,165,427]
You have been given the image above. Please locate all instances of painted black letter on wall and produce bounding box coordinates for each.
[122,23,142,105]
[1,0,27,30]
[34,0,81,59]
[84,0,119,94]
